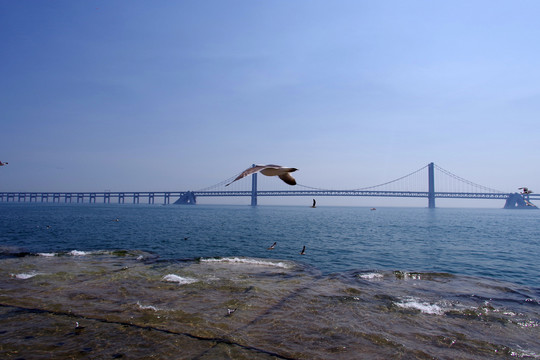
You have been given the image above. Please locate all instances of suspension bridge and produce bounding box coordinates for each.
[0,163,537,208]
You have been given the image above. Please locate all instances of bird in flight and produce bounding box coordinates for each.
[267,242,276,250]
[0,161,8,166]
[300,245,306,255]
[519,187,533,194]
[226,164,298,186]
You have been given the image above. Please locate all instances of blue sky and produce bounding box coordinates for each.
[1,1,539,207]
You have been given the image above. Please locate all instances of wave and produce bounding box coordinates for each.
[36,252,56,257]
[357,272,384,280]
[200,256,291,269]
[10,272,40,280]
[68,250,88,256]
[34,249,154,260]
[395,296,446,315]
[162,274,198,285]
[136,301,162,311]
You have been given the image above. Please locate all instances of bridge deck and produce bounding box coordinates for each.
[1,190,534,203]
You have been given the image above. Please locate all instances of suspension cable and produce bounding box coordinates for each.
[296,164,429,191]
[434,164,504,193]
[351,164,429,191]
[195,173,242,192]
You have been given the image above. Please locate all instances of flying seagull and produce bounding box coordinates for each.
[312,199,316,208]
[300,245,306,255]
[519,187,533,194]
[225,165,298,186]
[267,242,276,250]
[0,161,8,166]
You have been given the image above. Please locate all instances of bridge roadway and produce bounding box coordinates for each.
[1,190,538,205]
[0,191,182,204]
[194,190,516,200]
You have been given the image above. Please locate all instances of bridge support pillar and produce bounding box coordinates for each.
[174,191,197,205]
[251,167,257,206]
[504,193,537,209]
[428,162,435,208]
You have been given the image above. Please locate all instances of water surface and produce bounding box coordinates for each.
[0,204,539,359]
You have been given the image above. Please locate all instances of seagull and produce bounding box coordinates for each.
[267,242,276,250]
[0,161,8,166]
[519,187,533,194]
[300,245,306,255]
[312,199,316,208]
[75,322,85,332]
[226,308,237,317]
[225,165,298,186]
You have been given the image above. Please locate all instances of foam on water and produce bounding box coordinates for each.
[200,256,291,269]
[136,301,162,311]
[517,320,540,329]
[35,250,153,260]
[358,272,384,280]
[10,272,39,280]
[510,348,540,359]
[395,297,445,315]
[162,274,198,285]
[38,250,93,257]
[69,250,89,256]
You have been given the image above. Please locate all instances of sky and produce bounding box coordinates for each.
[1,0,539,207]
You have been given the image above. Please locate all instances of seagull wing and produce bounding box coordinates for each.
[279,173,297,185]
[225,165,268,186]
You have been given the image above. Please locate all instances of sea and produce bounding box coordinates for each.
[0,203,539,359]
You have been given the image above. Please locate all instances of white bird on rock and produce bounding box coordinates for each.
[225,165,298,186]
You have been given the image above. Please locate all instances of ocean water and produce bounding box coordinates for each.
[0,203,539,359]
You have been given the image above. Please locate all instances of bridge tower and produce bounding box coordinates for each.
[428,162,435,208]
[251,164,257,206]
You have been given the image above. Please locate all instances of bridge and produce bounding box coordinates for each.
[0,163,537,209]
